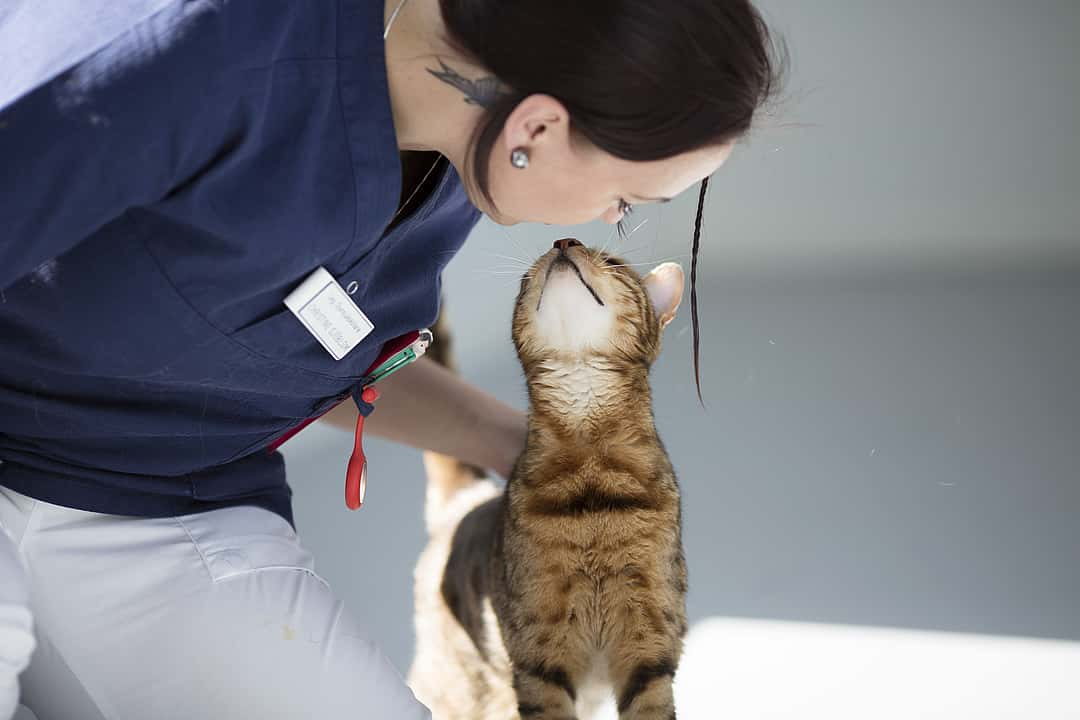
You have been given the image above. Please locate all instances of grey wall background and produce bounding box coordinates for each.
[283,0,1080,672]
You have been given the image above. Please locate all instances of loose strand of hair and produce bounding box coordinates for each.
[691,176,708,407]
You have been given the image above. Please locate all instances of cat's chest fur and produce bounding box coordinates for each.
[532,361,619,419]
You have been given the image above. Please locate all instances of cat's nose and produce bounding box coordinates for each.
[554,238,583,251]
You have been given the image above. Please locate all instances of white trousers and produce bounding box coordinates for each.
[0,487,429,720]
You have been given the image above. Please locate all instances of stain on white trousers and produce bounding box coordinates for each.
[0,486,429,720]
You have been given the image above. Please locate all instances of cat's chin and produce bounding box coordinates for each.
[532,260,614,354]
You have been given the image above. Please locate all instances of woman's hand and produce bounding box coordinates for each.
[321,356,527,480]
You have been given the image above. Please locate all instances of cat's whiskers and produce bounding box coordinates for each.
[486,252,534,267]
[598,229,617,259]
[478,259,539,276]
[480,271,539,283]
[479,265,537,274]
[603,254,690,271]
[625,216,650,239]
[610,241,653,258]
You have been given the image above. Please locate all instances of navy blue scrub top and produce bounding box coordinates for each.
[0,0,482,527]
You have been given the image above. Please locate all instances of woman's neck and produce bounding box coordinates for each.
[383,0,490,169]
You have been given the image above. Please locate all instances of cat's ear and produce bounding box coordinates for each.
[643,262,684,329]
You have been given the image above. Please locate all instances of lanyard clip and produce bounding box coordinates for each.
[365,328,433,385]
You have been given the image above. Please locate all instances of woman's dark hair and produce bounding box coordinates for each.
[439,0,786,401]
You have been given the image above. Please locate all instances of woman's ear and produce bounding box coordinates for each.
[502,94,570,153]
[642,262,684,329]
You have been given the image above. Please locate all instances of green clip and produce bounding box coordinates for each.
[366,347,419,386]
[364,329,433,387]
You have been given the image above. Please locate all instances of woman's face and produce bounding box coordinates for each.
[472,94,735,226]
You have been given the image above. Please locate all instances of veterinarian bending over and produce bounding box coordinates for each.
[0,1,781,717]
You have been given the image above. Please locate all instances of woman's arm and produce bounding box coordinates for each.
[320,356,527,479]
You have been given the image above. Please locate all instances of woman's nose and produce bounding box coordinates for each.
[553,238,583,251]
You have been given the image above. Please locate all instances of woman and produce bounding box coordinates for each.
[0,0,782,717]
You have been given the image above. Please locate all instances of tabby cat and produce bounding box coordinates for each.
[409,239,688,720]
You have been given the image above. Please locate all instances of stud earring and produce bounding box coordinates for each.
[510,148,530,169]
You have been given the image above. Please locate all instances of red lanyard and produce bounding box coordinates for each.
[264,329,431,510]
[343,328,432,509]
[344,385,380,510]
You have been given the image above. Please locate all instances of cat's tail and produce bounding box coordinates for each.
[422,303,490,534]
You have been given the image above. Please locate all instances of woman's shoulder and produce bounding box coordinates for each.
[0,0,363,113]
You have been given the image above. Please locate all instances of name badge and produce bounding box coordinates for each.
[284,267,374,361]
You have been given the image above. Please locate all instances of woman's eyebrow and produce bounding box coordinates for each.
[631,194,672,204]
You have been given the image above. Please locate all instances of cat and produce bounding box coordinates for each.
[409,238,688,720]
